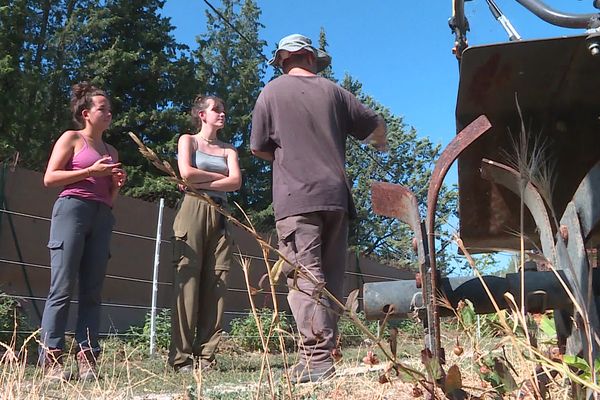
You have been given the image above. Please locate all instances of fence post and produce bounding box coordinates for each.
[149,198,165,356]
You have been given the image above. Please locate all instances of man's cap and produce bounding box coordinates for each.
[268,34,332,72]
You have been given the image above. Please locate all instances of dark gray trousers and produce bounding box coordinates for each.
[40,196,114,352]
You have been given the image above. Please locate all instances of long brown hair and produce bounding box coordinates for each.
[190,95,225,130]
[70,81,109,129]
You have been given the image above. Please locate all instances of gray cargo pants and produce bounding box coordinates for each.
[276,211,348,368]
[40,196,114,352]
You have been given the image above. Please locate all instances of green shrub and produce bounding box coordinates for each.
[0,292,31,345]
[337,311,380,347]
[125,308,171,352]
[394,319,423,338]
[228,308,294,353]
[338,312,422,347]
[448,301,507,338]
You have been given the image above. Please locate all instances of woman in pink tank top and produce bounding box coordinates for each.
[39,82,126,381]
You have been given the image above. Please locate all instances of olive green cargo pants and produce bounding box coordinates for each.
[168,195,232,369]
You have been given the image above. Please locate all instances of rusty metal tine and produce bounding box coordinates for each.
[371,182,425,265]
[556,161,600,363]
[480,158,557,266]
[370,182,433,353]
[556,203,600,362]
[426,114,492,360]
[572,160,600,240]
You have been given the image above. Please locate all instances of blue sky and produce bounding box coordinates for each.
[162,0,595,147]
[161,1,596,270]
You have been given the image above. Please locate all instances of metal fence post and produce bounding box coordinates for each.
[149,198,165,355]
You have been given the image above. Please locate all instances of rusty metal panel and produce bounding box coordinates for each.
[456,35,600,252]
[480,158,557,264]
[371,182,425,265]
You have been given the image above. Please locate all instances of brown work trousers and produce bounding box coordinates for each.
[168,195,232,368]
[276,210,348,367]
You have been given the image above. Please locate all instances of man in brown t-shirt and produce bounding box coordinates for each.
[250,33,387,384]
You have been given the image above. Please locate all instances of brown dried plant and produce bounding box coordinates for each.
[454,235,600,397]
[501,97,598,393]
[128,131,431,398]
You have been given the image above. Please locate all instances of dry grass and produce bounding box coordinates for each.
[7,135,580,400]
[1,294,596,399]
[0,332,503,400]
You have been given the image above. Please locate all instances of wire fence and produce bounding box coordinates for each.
[0,202,409,344]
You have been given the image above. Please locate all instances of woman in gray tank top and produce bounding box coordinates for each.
[168,95,241,372]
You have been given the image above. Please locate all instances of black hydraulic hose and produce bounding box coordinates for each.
[515,0,600,29]
[486,0,522,41]
[487,0,502,19]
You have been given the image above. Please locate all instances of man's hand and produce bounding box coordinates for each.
[365,116,388,152]
[251,149,274,162]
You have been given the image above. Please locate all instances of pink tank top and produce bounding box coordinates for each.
[59,133,114,207]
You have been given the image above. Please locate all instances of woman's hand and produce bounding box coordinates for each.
[88,155,121,177]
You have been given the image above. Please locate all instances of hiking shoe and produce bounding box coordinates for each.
[175,363,193,373]
[76,348,99,381]
[173,360,194,373]
[197,359,213,371]
[288,362,335,384]
[42,349,72,382]
[173,359,214,373]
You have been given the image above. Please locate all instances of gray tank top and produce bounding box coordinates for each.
[192,149,229,201]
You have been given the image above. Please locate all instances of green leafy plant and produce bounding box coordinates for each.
[125,309,171,352]
[477,353,518,395]
[338,311,382,347]
[228,308,294,353]
[0,292,31,345]
[395,319,423,338]
[563,355,600,382]
[451,298,508,339]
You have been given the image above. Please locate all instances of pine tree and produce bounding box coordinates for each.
[1,0,198,208]
[195,0,272,228]
[0,0,84,167]
[342,74,458,269]
[317,27,335,80]
[63,0,199,205]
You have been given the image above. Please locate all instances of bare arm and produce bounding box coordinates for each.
[251,148,274,162]
[192,146,242,192]
[363,115,388,152]
[178,134,228,184]
[43,131,120,187]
